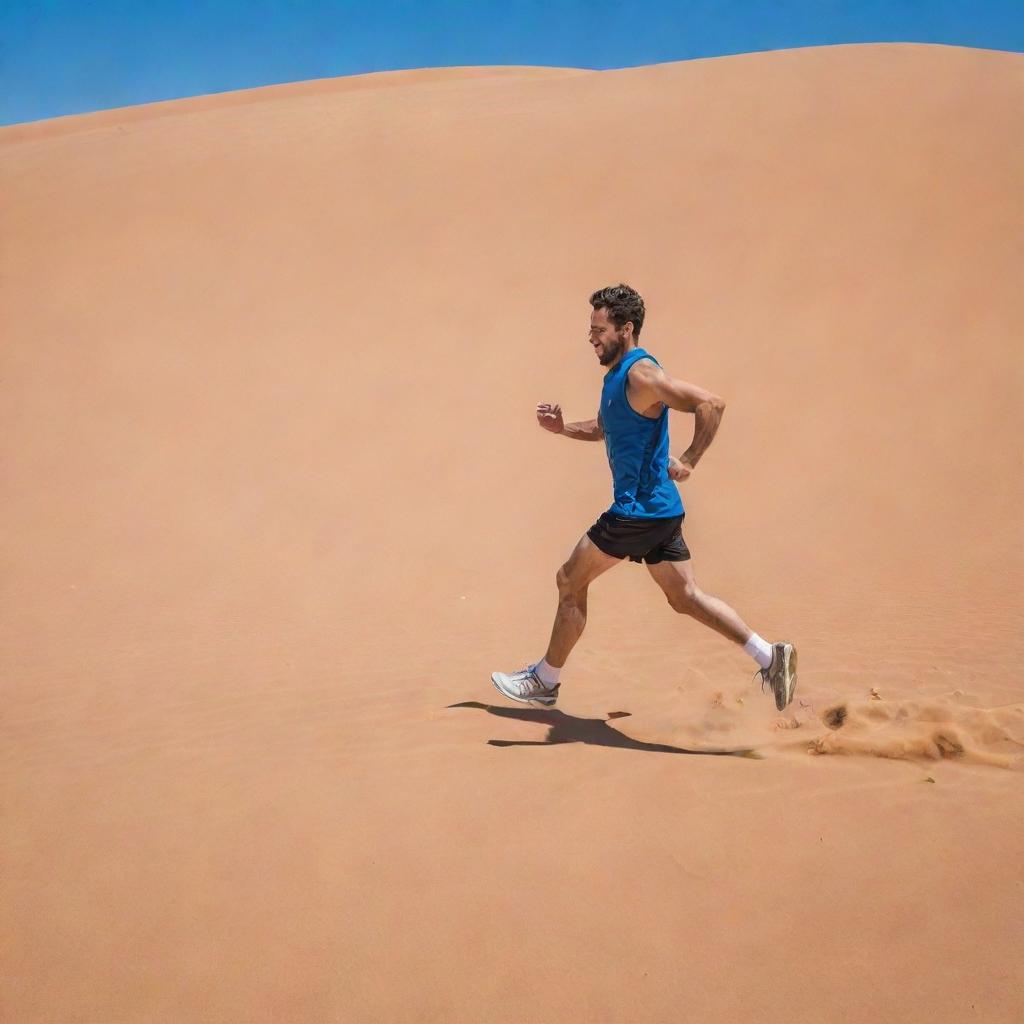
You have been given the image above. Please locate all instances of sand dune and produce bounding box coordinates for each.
[3,43,1023,1023]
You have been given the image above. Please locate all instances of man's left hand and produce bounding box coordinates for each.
[667,456,693,482]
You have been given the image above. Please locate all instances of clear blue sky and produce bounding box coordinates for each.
[2,0,1021,126]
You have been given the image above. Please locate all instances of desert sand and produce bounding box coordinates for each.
[2,42,1022,1022]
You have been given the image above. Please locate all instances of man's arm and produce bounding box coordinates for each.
[627,361,726,466]
[561,418,604,441]
[536,403,605,441]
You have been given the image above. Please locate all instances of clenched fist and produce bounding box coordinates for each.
[667,456,693,481]
[536,403,564,434]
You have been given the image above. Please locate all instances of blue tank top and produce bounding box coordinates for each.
[599,347,684,519]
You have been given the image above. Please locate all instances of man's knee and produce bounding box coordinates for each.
[667,581,700,614]
[556,564,584,605]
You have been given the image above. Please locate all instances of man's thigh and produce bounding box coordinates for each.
[560,533,621,591]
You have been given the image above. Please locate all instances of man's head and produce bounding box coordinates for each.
[589,283,645,367]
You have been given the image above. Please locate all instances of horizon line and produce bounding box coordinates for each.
[3,39,1019,133]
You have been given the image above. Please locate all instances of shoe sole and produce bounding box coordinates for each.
[491,672,558,708]
[773,644,798,711]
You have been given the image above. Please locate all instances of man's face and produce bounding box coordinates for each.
[589,306,631,367]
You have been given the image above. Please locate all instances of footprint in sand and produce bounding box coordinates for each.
[808,697,1024,768]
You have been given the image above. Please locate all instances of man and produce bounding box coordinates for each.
[491,283,797,711]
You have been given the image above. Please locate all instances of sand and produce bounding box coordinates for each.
[2,42,1022,1022]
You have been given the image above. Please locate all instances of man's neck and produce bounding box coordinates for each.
[606,341,640,372]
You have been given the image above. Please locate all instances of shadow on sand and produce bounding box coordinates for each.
[448,701,761,758]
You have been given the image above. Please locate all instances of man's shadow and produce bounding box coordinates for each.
[448,702,760,758]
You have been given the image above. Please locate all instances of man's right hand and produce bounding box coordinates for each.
[536,403,564,434]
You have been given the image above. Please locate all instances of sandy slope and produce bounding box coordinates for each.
[2,44,1022,1023]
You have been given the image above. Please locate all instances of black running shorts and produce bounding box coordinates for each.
[586,511,691,564]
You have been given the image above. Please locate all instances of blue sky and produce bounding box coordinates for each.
[2,0,1021,126]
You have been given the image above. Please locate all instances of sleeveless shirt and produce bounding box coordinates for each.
[599,347,685,519]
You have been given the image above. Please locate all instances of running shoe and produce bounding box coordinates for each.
[491,665,560,707]
[755,642,798,711]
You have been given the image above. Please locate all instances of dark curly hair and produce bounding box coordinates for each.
[590,283,645,339]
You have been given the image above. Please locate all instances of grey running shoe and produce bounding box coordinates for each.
[491,665,560,707]
[755,642,798,711]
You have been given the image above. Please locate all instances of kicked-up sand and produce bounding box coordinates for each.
[2,42,1022,1023]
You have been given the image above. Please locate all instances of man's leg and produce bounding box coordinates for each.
[543,534,621,667]
[491,534,619,706]
[645,558,798,709]
[644,558,751,644]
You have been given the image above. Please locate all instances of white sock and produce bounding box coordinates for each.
[743,633,774,670]
[534,658,562,687]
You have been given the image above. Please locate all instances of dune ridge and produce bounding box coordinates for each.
[0,64,589,142]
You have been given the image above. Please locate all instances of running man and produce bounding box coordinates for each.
[491,283,797,711]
